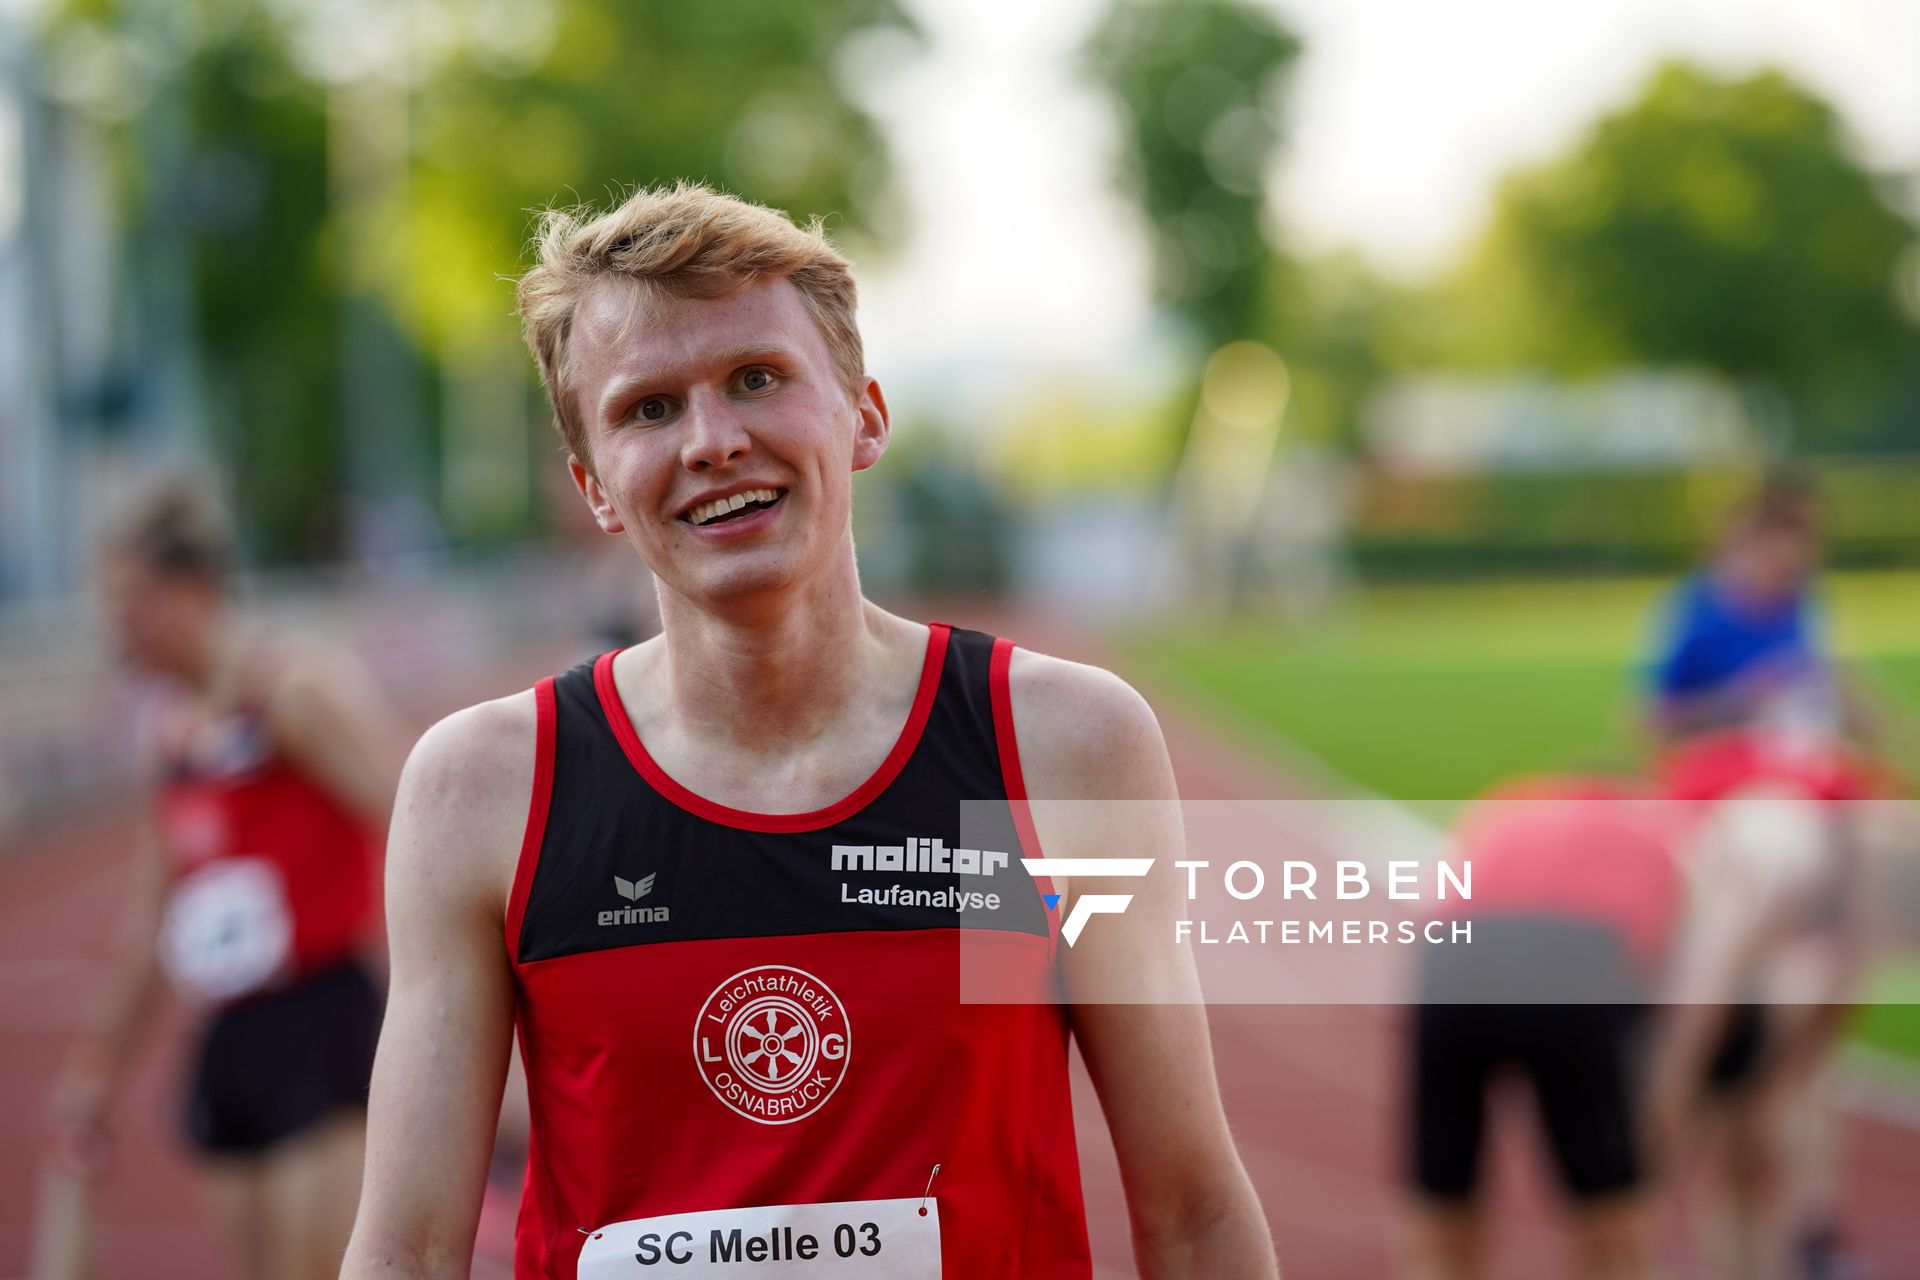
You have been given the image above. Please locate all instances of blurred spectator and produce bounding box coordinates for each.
[1643,468,1901,1277]
[1649,737,1884,1280]
[1647,468,1874,750]
[38,477,407,1279]
[1407,776,1686,1280]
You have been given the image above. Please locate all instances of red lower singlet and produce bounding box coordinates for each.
[506,622,1092,1278]
[154,699,379,1003]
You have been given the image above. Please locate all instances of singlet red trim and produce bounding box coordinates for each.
[989,636,1061,949]
[504,677,557,964]
[592,622,951,833]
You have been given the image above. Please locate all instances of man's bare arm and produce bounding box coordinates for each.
[1646,791,1832,1152]
[265,645,410,828]
[1012,650,1279,1279]
[340,694,532,1277]
[52,805,169,1151]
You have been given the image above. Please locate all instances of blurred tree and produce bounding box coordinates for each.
[399,1,914,365]
[1082,0,1300,351]
[990,380,1184,501]
[34,3,347,559]
[1440,61,1919,449]
[1264,250,1417,447]
[37,0,916,561]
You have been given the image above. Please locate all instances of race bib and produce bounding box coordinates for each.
[577,1198,940,1278]
[160,857,293,1000]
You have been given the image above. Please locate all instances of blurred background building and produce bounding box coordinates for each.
[1,0,1913,610]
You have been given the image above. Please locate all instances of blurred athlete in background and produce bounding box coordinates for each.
[1647,468,1874,751]
[1407,754,1902,1280]
[1649,740,1887,1280]
[1406,775,1689,1280]
[1645,469,1897,1280]
[39,479,407,1280]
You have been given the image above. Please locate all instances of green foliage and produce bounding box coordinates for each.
[403,1,915,359]
[1348,460,1920,576]
[1265,250,1417,446]
[1439,61,1920,447]
[989,381,1184,502]
[1850,982,1920,1064]
[183,31,343,560]
[1082,0,1300,350]
[39,0,916,562]
[869,427,1014,590]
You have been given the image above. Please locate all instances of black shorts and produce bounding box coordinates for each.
[183,958,384,1156]
[1409,917,1649,1203]
[1705,1003,1770,1096]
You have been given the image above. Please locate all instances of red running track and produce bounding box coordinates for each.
[4,627,1919,1277]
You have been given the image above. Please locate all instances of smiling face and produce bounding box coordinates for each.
[564,275,889,608]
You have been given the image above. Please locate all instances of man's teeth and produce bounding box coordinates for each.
[688,488,781,526]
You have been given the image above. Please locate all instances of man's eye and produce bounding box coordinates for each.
[636,397,672,421]
[739,368,776,393]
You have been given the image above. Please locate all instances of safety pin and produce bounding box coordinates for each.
[919,1163,943,1216]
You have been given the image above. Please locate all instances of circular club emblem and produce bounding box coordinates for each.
[693,965,850,1125]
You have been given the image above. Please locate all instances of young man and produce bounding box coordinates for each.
[342,183,1275,1278]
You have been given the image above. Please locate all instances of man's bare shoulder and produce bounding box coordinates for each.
[390,689,540,893]
[1004,646,1174,802]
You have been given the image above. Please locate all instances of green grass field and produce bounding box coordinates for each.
[1117,570,1920,1062]
[1121,573,1920,800]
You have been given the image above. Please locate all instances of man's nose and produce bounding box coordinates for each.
[679,387,752,471]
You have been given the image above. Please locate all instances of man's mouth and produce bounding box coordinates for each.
[681,487,787,527]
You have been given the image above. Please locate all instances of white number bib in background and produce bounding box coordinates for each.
[160,857,293,1001]
[577,1198,940,1278]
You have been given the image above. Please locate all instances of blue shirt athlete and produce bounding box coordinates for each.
[1646,469,1855,748]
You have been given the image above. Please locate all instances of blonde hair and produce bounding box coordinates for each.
[516,181,864,465]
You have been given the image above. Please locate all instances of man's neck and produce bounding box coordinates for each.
[642,560,918,757]
[171,611,244,699]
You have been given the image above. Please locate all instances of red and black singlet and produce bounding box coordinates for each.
[506,622,1091,1278]
[153,692,380,1003]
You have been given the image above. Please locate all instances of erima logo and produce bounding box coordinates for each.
[1019,858,1154,946]
[831,837,1008,877]
[600,874,669,927]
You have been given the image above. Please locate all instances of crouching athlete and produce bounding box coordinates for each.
[340,182,1276,1279]
[1407,775,1689,1280]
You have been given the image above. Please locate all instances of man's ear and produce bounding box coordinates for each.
[568,454,626,534]
[851,376,891,473]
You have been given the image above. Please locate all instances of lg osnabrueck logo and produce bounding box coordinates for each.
[695,965,849,1125]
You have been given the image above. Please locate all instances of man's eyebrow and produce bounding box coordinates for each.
[596,344,801,423]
